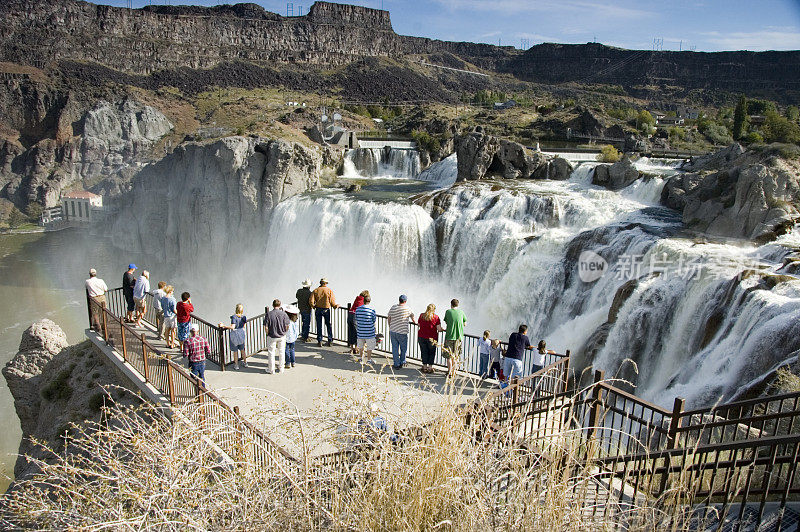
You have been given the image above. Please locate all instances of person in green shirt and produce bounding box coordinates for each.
[443,299,467,378]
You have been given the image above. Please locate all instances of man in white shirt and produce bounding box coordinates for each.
[133,270,150,327]
[85,268,108,332]
[387,294,416,370]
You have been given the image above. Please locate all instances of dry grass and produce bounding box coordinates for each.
[0,380,709,531]
[775,367,800,393]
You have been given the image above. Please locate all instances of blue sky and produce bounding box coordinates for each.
[106,0,800,51]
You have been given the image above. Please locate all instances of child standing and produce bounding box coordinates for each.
[284,304,300,369]
[478,330,491,378]
[162,286,178,349]
[176,292,194,351]
[488,338,503,380]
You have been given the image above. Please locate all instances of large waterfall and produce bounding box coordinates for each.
[264,152,800,408]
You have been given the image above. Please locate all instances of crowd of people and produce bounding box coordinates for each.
[86,268,555,387]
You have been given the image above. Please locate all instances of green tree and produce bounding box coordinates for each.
[746,99,776,116]
[597,144,621,163]
[668,126,686,141]
[762,111,800,144]
[636,110,656,135]
[733,96,748,140]
[7,208,26,229]
[743,131,764,144]
[786,105,800,122]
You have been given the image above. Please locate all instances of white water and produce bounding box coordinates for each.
[342,148,421,179]
[262,151,800,407]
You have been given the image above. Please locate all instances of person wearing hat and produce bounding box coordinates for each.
[182,323,210,387]
[85,268,108,332]
[133,270,150,327]
[295,279,313,342]
[284,304,301,369]
[388,294,416,370]
[122,264,137,323]
[309,277,338,347]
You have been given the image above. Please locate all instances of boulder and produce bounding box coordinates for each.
[455,131,572,181]
[683,143,745,172]
[592,156,641,190]
[661,147,800,242]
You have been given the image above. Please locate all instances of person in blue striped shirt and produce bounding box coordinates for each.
[354,295,377,364]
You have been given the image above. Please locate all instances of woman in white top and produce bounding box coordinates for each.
[219,304,247,370]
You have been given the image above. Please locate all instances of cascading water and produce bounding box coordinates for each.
[262,151,800,408]
[343,147,421,179]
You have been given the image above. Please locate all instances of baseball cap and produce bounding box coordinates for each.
[190,323,199,331]
[128,263,137,269]
[399,294,407,302]
[89,268,97,275]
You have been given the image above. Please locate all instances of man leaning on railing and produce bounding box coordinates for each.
[85,268,108,332]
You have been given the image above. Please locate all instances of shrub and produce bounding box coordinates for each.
[733,95,748,140]
[743,131,764,144]
[668,126,686,141]
[702,123,734,145]
[762,111,800,144]
[597,144,621,163]
[747,98,777,116]
[41,368,74,402]
[6,208,27,229]
[411,130,442,155]
[786,105,799,122]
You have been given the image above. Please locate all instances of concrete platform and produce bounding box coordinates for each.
[129,323,494,456]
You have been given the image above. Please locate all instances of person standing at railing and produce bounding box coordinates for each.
[295,279,313,342]
[263,299,290,374]
[417,303,443,374]
[488,338,503,380]
[122,264,137,323]
[504,325,534,382]
[85,268,108,332]
[347,290,368,355]
[534,340,556,374]
[152,281,167,340]
[219,304,247,370]
[162,286,177,349]
[284,304,300,369]
[388,294,416,370]
[176,292,194,351]
[182,323,209,387]
[133,270,150,327]
[354,294,377,365]
[478,330,491,379]
[310,277,338,347]
[443,299,467,379]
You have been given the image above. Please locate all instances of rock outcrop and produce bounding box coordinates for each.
[110,136,335,274]
[662,145,800,242]
[0,93,173,209]
[454,131,572,181]
[3,320,136,482]
[592,156,642,190]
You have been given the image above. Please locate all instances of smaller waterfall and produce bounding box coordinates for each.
[343,147,421,179]
[416,153,458,187]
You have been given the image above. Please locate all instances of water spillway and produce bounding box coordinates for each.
[343,147,421,179]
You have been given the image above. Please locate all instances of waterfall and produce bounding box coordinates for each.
[343,147,421,179]
[416,153,458,187]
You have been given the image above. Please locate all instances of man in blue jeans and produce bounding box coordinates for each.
[309,277,338,347]
[182,324,210,387]
[387,294,416,370]
[503,324,534,382]
[295,279,313,341]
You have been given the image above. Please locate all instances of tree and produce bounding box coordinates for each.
[7,208,27,229]
[762,111,800,144]
[636,110,656,136]
[733,96,748,140]
[786,105,800,122]
[597,144,621,163]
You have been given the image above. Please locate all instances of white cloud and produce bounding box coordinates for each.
[700,28,800,51]
[433,0,653,20]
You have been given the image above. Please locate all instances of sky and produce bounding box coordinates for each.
[105,0,800,52]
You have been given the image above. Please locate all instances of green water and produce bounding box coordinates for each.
[0,229,157,491]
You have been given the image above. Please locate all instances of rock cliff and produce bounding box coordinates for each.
[109,136,336,275]
[662,145,800,242]
[2,320,137,483]
[455,131,572,181]
[0,91,173,209]
[592,156,642,190]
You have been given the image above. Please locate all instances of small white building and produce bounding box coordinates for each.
[61,191,103,223]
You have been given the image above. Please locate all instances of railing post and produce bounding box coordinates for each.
[667,397,685,449]
[218,326,226,372]
[234,405,245,462]
[165,361,176,405]
[511,377,519,405]
[101,302,108,341]
[588,369,605,441]
[85,290,93,328]
[120,317,128,362]
[562,351,571,393]
[141,333,150,382]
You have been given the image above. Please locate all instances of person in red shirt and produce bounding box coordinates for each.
[417,303,444,374]
[176,292,195,350]
[347,290,369,354]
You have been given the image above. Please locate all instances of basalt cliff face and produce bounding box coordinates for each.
[110,136,337,277]
[1,1,798,100]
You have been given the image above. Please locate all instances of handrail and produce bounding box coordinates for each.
[680,389,800,417]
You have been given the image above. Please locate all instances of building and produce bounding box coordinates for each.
[657,116,685,126]
[494,100,517,110]
[61,191,103,223]
[40,206,63,225]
